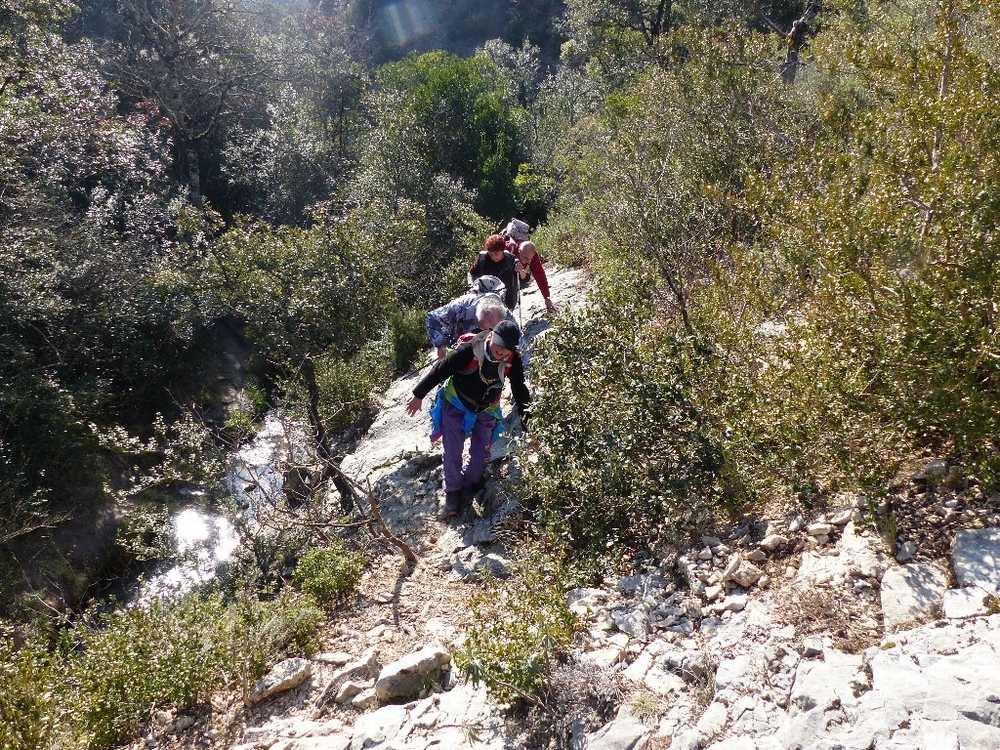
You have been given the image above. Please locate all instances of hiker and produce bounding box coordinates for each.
[501,218,556,313]
[426,292,514,358]
[468,234,518,311]
[425,277,511,359]
[510,240,557,313]
[406,319,530,517]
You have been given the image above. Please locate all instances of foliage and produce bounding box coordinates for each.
[293,540,366,610]
[0,3,209,564]
[0,588,321,750]
[560,0,675,79]
[512,162,557,227]
[93,413,229,506]
[93,0,276,200]
[68,595,230,749]
[389,306,431,375]
[215,588,323,701]
[558,25,796,332]
[0,627,72,750]
[221,17,371,223]
[703,0,1000,500]
[523,291,725,569]
[204,216,390,366]
[455,548,577,704]
[313,341,392,434]
[370,50,526,220]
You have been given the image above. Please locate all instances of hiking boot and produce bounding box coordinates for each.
[444,490,462,517]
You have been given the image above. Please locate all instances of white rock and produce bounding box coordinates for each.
[942,587,990,619]
[760,534,788,552]
[245,658,312,707]
[374,643,451,702]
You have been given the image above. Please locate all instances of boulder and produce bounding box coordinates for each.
[245,657,311,706]
[374,644,452,702]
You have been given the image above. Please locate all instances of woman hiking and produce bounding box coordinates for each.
[405,319,530,518]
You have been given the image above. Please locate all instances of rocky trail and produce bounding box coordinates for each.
[130,266,1000,750]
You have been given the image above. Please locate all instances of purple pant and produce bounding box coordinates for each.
[440,399,495,493]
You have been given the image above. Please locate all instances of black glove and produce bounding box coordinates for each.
[517,406,530,429]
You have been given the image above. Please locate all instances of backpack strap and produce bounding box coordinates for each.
[453,329,508,390]
[472,330,506,391]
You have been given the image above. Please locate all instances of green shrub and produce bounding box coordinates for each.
[68,595,230,749]
[315,340,392,433]
[293,540,366,610]
[455,549,577,704]
[0,628,73,750]
[0,587,323,750]
[214,588,323,699]
[389,307,428,375]
[523,292,725,570]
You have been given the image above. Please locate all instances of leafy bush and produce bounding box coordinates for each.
[293,540,366,610]
[0,628,71,750]
[0,588,322,750]
[315,340,393,434]
[68,595,229,749]
[214,588,323,700]
[523,291,725,570]
[455,549,577,704]
[695,0,1000,501]
[389,307,429,375]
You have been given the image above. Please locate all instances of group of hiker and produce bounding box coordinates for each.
[405,220,556,518]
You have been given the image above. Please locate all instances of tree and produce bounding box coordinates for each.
[343,50,521,305]
[556,25,794,331]
[218,2,375,224]
[373,50,525,220]
[94,0,276,203]
[561,0,675,76]
[0,0,207,570]
[712,0,1000,496]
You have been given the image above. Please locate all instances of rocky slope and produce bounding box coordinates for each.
[134,266,1000,750]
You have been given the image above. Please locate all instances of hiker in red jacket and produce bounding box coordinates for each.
[509,240,557,313]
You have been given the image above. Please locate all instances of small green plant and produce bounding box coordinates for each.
[460,719,483,744]
[389,307,428,375]
[629,690,663,721]
[0,587,323,750]
[293,540,366,610]
[455,548,577,705]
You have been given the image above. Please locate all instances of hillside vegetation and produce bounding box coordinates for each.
[3,0,1000,746]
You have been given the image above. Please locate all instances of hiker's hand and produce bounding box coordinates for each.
[406,396,422,416]
[436,346,447,359]
[544,297,557,312]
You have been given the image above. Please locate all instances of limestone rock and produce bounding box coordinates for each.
[374,644,452,702]
[245,657,311,707]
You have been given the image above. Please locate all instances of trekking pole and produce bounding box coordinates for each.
[515,262,523,329]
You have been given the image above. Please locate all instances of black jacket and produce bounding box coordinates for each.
[413,339,530,415]
[469,251,518,310]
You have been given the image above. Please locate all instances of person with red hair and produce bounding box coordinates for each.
[468,234,518,310]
